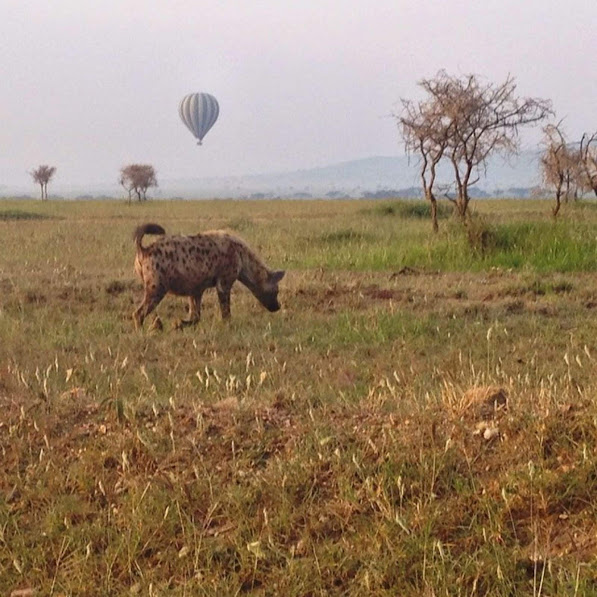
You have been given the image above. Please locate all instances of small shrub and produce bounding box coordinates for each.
[0,209,53,221]
[438,218,597,271]
[463,217,509,255]
[369,200,452,220]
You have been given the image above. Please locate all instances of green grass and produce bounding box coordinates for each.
[365,199,454,219]
[0,208,55,221]
[1,197,597,595]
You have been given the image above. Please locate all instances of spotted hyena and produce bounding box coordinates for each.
[132,223,285,329]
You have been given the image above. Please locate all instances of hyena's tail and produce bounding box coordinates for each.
[134,223,166,253]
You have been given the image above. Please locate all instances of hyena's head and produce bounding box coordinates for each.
[258,270,285,312]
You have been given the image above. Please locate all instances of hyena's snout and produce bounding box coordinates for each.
[259,292,280,313]
[267,300,281,312]
[260,270,285,312]
[260,291,281,312]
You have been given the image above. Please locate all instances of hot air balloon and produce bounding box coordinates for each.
[179,93,220,145]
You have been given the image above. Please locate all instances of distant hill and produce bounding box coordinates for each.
[160,151,542,199]
[1,151,543,199]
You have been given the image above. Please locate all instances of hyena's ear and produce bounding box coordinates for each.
[270,270,285,283]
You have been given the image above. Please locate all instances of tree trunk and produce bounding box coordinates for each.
[456,190,469,220]
[552,189,562,218]
[451,158,470,221]
[426,158,440,233]
[426,190,439,233]
[458,161,474,220]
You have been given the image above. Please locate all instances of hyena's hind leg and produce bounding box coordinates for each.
[133,285,166,329]
[175,292,204,330]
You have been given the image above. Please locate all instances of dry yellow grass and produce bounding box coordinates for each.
[1,198,596,595]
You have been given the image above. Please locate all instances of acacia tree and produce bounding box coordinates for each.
[399,72,552,223]
[441,72,551,219]
[541,124,577,217]
[399,97,451,232]
[119,172,134,202]
[578,132,597,197]
[30,165,56,200]
[119,164,157,201]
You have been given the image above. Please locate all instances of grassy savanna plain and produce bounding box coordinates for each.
[1,197,597,596]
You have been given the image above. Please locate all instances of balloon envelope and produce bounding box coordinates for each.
[179,93,219,145]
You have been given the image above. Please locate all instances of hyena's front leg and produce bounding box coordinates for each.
[175,293,204,329]
[133,285,166,329]
[216,279,233,320]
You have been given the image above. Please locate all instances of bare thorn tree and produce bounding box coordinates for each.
[30,165,57,200]
[541,121,586,218]
[541,123,572,217]
[440,72,552,219]
[118,172,135,203]
[119,164,158,201]
[578,132,597,198]
[399,98,451,232]
[398,72,552,223]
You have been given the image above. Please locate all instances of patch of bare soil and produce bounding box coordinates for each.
[287,270,597,322]
[105,280,138,295]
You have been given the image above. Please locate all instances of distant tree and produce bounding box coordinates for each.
[397,72,552,224]
[440,72,551,219]
[30,165,56,200]
[399,92,451,232]
[119,164,157,201]
[119,171,134,202]
[540,123,578,217]
[325,190,349,199]
[578,132,597,197]
[361,189,405,199]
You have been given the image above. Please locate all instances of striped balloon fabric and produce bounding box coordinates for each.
[179,93,220,145]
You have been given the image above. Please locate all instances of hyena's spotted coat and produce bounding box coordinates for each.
[133,223,285,328]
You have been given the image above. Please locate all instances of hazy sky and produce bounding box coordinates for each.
[1,0,595,188]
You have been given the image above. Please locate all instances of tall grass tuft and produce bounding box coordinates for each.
[366,199,453,219]
[318,229,374,244]
[434,218,597,271]
[0,209,55,221]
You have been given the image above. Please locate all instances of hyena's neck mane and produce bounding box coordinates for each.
[235,237,270,285]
